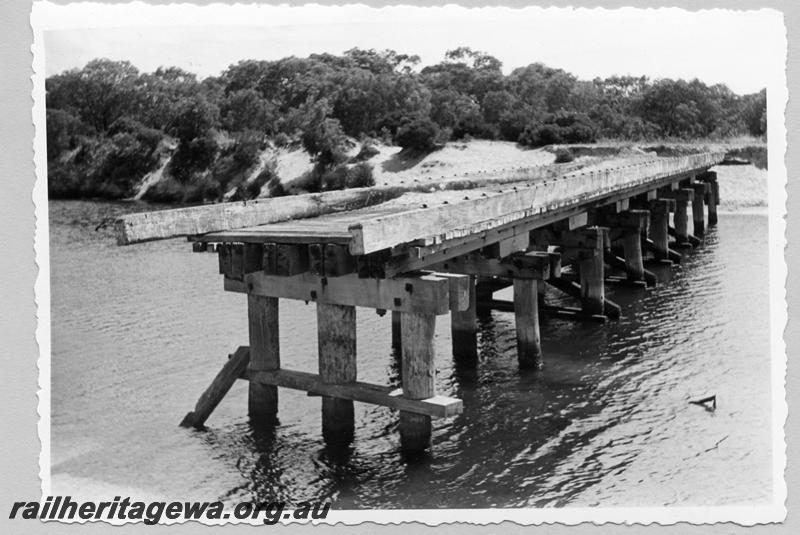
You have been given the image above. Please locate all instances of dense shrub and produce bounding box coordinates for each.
[518,112,598,147]
[46,108,92,160]
[92,132,162,197]
[395,116,439,151]
[319,162,375,191]
[553,148,575,163]
[168,95,219,142]
[352,142,380,162]
[300,116,348,167]
[45,53,767,201]
[345,162,375,188]
[170,134,218,183]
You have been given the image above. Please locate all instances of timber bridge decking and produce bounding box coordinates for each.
[116,151,725,451]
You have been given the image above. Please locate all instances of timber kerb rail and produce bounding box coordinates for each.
[117,151,726,452]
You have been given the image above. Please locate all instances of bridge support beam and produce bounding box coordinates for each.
[603,210,649,284]
[317,303,356,446]
[399,312,436,452]
[451,276,478,366]
[248,294,280,426]
[691,183,709,236]
[513,278,543,370]
[671,188,695,247]
[391,311,402,351]
[580,247,605,315]
[649,199,675,263]
[703,172,719,226]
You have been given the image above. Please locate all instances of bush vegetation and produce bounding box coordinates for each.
[45,51,766,200]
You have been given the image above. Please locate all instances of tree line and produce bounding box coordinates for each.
[45,47,766,201]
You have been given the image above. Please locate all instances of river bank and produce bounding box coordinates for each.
[48,139,768,214]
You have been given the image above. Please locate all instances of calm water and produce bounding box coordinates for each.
[48,168,774,508]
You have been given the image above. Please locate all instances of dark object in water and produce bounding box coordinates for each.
[690,394,717,410]
[719,157,751,166]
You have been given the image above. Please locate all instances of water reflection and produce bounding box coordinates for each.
[49,183,773,508]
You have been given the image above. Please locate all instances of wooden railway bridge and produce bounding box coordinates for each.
[115,151,725,451]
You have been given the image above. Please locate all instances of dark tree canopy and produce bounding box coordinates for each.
[45,49,765,201]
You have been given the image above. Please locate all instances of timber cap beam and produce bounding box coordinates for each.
[225,271,470,315]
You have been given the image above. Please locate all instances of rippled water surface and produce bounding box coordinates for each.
[49,171,775,508]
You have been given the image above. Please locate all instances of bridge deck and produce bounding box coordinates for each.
[188,152,724,256]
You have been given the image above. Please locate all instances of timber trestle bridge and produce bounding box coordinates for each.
[116,151,725,451]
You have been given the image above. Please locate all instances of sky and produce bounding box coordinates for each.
[37,3,785,95]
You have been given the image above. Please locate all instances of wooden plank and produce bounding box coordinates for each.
[546,277,621,319]
[237,271,456,315]
[180,346,250,429]
[479,298,608,323]
[317,303,357,444]
[432,251,551,280]
[643,237,682,264]
[388,161,710,274]
[248,367,461,418]
[388,206,588,277]
[605,252,657,286]
[121,161,591,245]
[116,186,410,245]
[348,154,724,255]
[192,227,353,245]
[248,295,280,425]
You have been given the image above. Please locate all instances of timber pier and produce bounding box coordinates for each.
[116,152,725,451]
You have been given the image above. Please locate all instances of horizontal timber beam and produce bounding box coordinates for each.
[243,366,462,418]
[226,271,470,315]
[350,155,724,254]
[431,251,555,280]
[123,164,585,246]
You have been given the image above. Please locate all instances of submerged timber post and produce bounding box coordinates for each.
[673,189,695,247]
[399,312,436,451]
[451,275,478,365]
[649,199,674,262]
[623,232,644,281]
[513,278,542,369]
[691,183,709,236]
[317,303,357,445]
[248,294,280,425]
[704,172,719,226]
[579,229,605,315]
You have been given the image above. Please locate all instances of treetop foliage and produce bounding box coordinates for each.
[45,47,766,200]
